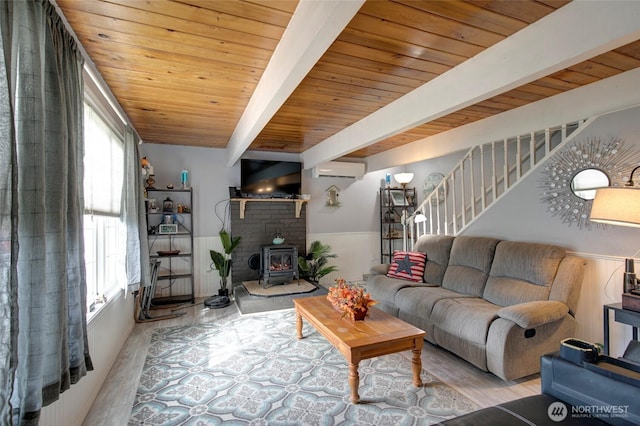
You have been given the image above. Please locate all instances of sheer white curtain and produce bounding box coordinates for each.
[122,126,150,293]
[0,1,93,424]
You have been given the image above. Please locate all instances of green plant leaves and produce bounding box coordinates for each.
[298,240,338,283]
[210,230,241,282]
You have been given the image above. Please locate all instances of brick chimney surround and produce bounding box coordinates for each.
[230,200,307,284]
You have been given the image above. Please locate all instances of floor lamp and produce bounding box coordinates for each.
[590,186,640,298]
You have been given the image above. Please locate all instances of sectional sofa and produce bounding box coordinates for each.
[367,234,586,380]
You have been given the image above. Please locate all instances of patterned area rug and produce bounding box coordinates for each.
[129,309,478,425]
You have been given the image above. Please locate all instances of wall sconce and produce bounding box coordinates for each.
[394,172,414,188]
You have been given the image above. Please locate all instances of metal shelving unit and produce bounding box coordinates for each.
[146,188,195,305]
[379,187,416,264]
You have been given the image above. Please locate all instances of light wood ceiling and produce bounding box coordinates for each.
[55,0,640,165]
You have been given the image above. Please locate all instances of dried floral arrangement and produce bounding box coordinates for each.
[327,278,376,320]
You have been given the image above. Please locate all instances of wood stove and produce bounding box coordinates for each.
[261,245,299,288]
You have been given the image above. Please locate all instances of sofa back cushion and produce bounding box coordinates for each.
[441,236,500,296]
[413,234,455,285]
[483,241,565,307]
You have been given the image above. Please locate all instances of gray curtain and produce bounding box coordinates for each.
[0,1,93,424]
[122,126,150,293]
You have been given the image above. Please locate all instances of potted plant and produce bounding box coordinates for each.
[209,230,241,297]
[298,240,338,284]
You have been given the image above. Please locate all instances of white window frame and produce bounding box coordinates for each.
[83,69,127,315]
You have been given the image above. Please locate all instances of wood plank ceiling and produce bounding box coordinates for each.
[55,0,640,165]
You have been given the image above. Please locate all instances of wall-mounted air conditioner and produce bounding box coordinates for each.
[312,161,365,179]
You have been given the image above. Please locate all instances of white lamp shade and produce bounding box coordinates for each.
[394,172,414,185]
[590,187,640,228]
[414,213,427,223]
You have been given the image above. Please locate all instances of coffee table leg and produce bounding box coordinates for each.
[412,347,423,387]
[349,362,360,403]
[296,312,303,339]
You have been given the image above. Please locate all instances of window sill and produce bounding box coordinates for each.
[87,287,125,324]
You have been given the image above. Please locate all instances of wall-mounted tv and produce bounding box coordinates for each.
[241,159,302,198]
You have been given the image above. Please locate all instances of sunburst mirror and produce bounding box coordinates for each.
[540,137,640,230]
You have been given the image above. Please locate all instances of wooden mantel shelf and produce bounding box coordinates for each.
[231,198,309,219]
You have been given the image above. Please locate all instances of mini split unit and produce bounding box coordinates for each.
[312,161,365,179]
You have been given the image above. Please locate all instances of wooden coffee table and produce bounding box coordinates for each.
[293,295,425,403]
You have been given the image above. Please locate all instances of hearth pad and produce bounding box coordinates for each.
[241,279,316,297]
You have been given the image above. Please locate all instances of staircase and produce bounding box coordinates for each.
[406,117,597,247]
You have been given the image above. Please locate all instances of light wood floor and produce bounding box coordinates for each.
[82,299,540,425]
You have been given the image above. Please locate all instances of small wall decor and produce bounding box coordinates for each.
[162,197,174,213]
[539,137,640,230]
[326,185,341,207]
[389,189,410,206]
[423,172,446,204]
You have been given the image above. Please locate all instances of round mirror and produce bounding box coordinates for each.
[570,168,610,200]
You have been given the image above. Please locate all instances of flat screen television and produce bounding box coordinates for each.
[241,159,302,198]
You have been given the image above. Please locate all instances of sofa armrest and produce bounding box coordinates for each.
[498,300,569,328]
[369,263,390,276]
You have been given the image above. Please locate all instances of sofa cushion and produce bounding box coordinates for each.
[413,234,455,285]
[432,297,501,370]
[484,241,565,307]
[431,297,501,346]
[367,274,417,307]
[549,255,586,316]
[387,251,427,282]
[369,263,389,275]
[395,286,475,343]
[441,236,500,296]
[395,286,475,321]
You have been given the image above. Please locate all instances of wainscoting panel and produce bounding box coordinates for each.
[194,236,218,298]
[39,291,134,425]
[573,253,633,358]
[307,232,380,286]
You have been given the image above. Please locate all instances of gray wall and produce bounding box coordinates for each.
[141,105,640,258]
[140,144,232,237]
[464,105,640,257]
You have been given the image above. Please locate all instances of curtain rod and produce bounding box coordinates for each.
[48,0,144,143]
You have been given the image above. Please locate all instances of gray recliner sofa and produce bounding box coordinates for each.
[367,234,586,380]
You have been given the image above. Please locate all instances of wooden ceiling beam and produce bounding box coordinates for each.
[225,0,366,166]
[301,1,640,169]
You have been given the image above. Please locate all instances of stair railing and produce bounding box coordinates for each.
[405,118,596,248]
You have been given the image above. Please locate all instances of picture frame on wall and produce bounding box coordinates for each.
[390,190,409,206]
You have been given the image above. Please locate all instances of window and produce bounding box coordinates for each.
[83,95,125,313]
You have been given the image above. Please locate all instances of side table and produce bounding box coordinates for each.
[603,302,640,355]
